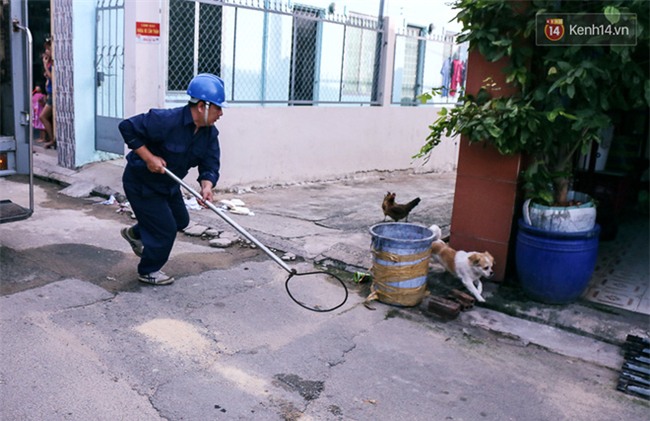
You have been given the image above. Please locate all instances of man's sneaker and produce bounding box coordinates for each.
[138,271,174,285]
[121,226,143,257]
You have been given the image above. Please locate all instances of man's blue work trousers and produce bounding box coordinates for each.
[123,182,190,275]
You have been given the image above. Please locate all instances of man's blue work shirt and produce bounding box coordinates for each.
[120,105,220,195]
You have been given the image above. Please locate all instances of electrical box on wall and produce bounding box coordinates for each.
[0,152,8,171]
[0,137,16,176]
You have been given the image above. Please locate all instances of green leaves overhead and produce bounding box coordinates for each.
[416,0,649,205]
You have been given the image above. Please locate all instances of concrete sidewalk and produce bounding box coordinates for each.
[33,147,126,199]
[29,146,650,349]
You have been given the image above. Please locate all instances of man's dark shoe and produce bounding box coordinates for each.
[121,226,144,257]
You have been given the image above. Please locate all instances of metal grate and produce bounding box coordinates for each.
[168,0,383,106]
[168,0,196,92]
[168,0,461,106]
[95,0,124,119]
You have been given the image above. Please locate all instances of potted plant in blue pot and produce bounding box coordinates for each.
[415,0,649,303]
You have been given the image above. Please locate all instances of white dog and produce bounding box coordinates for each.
[428,224,494,302]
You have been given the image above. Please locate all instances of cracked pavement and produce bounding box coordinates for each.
[1,174,647,420]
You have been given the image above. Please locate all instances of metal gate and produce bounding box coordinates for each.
[95,0,124,154]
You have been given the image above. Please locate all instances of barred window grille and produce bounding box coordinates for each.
[168,0,383,106]
[198,3,222,77]
[167,1,221,90]
[167,0,459,106]
[168,0,195,92]
[400,25,425,105]
[289,6,319,105]
[342,26,377,99]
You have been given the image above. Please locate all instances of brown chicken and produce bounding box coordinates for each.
[382,192,421,222]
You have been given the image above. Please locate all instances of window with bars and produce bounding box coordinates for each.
[167,0,384,105]
[400,25,425,105]
[289,6,319,105]
[342,26,377,98]
[168,0,222,93]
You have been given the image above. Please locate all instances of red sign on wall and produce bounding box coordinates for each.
[136,21,160,43]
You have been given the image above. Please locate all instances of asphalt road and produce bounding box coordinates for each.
[1,174,647,421]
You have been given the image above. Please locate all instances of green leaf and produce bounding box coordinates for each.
[539,191,554,205]
[566,84,575,99]
[517,71,527,86]
[490,49,506,62]
[492,39,511,47]
[548,79,562,94]
[487,125,503,138]
[603,6,620,25]
[558,111,577,120]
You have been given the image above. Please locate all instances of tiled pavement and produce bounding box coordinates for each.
[583,213,650,315]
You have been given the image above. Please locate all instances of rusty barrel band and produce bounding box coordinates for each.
[368,247,432,306]
[371,248,431,263]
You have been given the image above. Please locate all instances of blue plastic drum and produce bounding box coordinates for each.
[516,219,600,304]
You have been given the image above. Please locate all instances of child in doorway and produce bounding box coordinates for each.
[31,86,46,143]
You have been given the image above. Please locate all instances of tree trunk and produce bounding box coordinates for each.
[554,178,570,205]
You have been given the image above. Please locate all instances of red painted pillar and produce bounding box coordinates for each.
[448,50,523,281]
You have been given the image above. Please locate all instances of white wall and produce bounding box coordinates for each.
[124,0,164,117]
[214,105,458,189]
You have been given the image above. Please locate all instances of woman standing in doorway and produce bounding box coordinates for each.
[39,38,55,149]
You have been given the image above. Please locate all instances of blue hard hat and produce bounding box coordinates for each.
[187,73,227,107]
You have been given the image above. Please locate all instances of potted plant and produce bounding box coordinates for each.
[414,0,649,303]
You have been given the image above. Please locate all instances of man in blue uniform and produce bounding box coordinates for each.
[119,73,226,285]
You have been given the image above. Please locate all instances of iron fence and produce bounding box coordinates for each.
[167,0,464,106]
[168,0,382,105]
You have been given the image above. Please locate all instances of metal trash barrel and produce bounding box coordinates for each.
[367,223,434,307]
